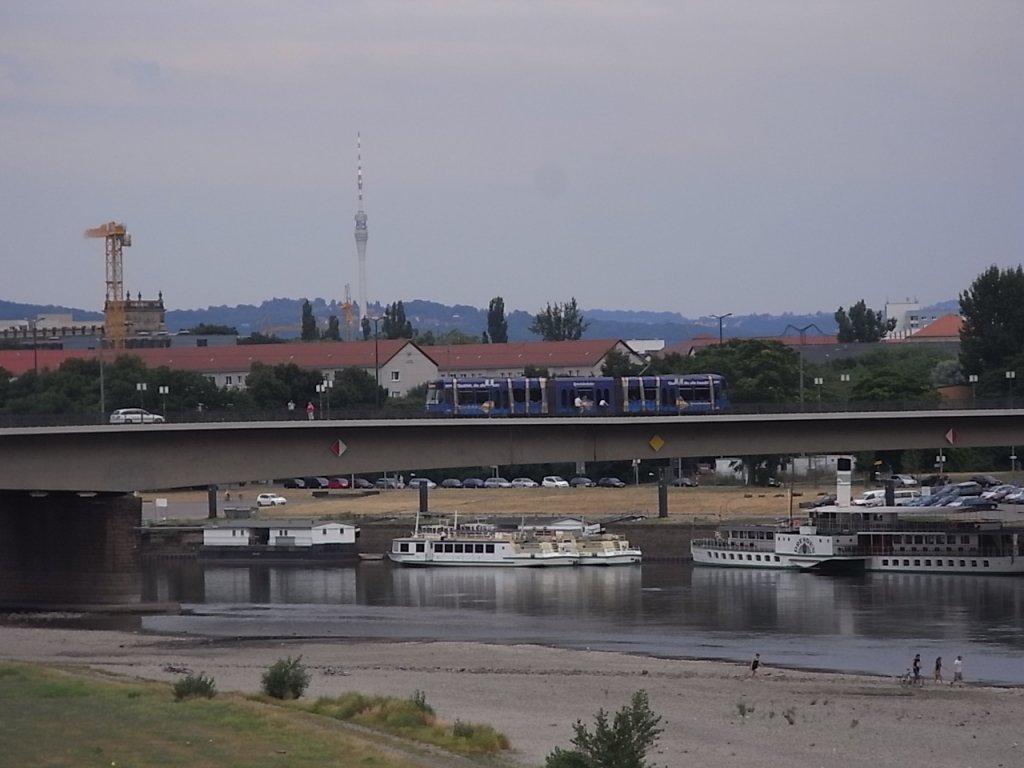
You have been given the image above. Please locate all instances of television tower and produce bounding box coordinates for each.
[354,132,369,323]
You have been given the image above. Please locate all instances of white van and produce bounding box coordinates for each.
[852,489,921,507]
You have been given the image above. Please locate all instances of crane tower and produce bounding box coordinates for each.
[354,133,368,323]
[84,221,131,351]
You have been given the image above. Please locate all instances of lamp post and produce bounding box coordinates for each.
[158,385,169,415]
[136,381,147,410]
[372,316,381,409]
[1006,370,1016,408]
[710,312,732,345]
[784,323,819,409]
[316,383,325,416]
[968,374,978,407]
[324,378,333,419]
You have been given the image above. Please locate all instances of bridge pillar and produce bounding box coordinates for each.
[0,491,141,607]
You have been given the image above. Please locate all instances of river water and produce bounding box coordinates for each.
[137,560,1024,686]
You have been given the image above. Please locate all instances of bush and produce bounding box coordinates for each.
[173,671,217,701]
[261,656,310,700]
[545,690,663,768]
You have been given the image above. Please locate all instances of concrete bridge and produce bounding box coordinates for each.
[1,409,1021,607]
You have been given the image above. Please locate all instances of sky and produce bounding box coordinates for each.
[2,1,1022,319]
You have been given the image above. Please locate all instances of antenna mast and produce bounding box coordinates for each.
[354,132,369,324]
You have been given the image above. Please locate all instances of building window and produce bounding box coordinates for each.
[390,370,400,382]
[225,376,233,385]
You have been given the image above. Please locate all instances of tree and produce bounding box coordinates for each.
[545,690,663,768]
[959,265,1024,382]
[486,296,509,343]
[322,315,341,341]
[834,300,895,342]
[238,332,285,345]
[300,299,318,341]
[245,361,323,411]
[654,339,799,404]
[361,316,371,341]
[601,349,645,377]
[529,298,589,341]
[382,301,414,339]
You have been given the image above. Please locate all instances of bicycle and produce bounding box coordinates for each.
[897,669,923,687]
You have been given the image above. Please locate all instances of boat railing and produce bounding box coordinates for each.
[691,539,775,551]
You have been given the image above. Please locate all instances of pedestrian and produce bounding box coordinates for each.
[306,401,315,421]
[287,400,295,419]
[953,655,963,686]
[750,653,760,678]
[934,656,943,683]
[912,653,921,684]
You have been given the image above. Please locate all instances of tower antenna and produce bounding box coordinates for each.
[354,132,369,324]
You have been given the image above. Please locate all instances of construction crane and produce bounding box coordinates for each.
[84,221,131,351]
[341,283,354,341]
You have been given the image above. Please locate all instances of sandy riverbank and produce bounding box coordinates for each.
[1,625,1021,768]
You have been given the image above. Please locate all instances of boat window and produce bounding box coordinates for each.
[961,536,971,544]
[972,560,978,568]
[882,559,889,566]
[914,560,921,566]
[960,560,966,567]
[947,560,954,567]
[416,543,424,553]
[774,556,780,562]
[486,544,494,553]
[925,560,932,566]
[755,555,762,561]
[903,560,910,566]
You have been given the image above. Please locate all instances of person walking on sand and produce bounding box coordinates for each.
[934,656,943,683]
[750,653,760,678]
[953,655,963,686]
[912,653,921,684]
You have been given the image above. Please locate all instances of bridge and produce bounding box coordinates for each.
[1,409,1020,607]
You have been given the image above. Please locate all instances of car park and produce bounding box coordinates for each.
[597,477,625,488]
[109,408,165,424]
[483,477,511,488]
[569,476,594,487]
[440,478,463,489]
[462,478,486,489]
[510,477,538,487]
[256,492,287,507]
[541,475,569,488]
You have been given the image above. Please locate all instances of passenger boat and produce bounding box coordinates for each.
[574,534,642,566]
[690,507,1024,575]
[388,518,579,567]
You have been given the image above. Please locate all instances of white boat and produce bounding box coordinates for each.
[388,518,579,567]
[575,534,642,566]
[691,507,1024,575]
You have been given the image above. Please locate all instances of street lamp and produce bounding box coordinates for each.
[158,385,169,415]
[316,382,325,416]
[783,323,821,409]
[320,378,334,419]
[968,374,978,407]
[1006,370,1016,408]
[710,312,732,345]
[839,373,850,410]
[136,381,147,410]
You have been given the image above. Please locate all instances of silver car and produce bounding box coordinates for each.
[109,408,165,424]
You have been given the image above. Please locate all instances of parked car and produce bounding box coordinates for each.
[890,474,918,487]
[407,478,436,489]
[764,477,782,488]
[462,478,486,489]
[671,477,699,487]
[541,475,569,488]
[283,478,306,489]
[947,495,998,510]
[597,477,626,488]
[569,476,595,487]
[109,408,165,424]
[971,474,1001,488]
[798,493,837,509]
[256,492,287,507]
[304,477,330,489]
[352,478,374,489]
[375,477,401,489]
[483,477,511,488]
[327,477,350,489]
[510,477,538,487]
[440,478,463,489]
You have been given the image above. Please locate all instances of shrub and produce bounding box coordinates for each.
[261,656,310,700]
[545,690,663,768]
[173,671,217,701]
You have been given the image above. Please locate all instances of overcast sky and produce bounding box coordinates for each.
[2,2,1021,319]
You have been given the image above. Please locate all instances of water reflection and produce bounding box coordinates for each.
[138,560,1024,684]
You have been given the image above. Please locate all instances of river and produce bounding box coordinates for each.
[133,560,1024,686]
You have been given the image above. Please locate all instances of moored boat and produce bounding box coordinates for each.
[388,518,579,567]
[575,534,642,566]
[691,507,1024,575]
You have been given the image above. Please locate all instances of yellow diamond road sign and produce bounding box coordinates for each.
[649,435,665,452]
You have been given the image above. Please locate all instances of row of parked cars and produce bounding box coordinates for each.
[417,476,630,489]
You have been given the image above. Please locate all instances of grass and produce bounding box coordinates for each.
[0,663,447,768]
